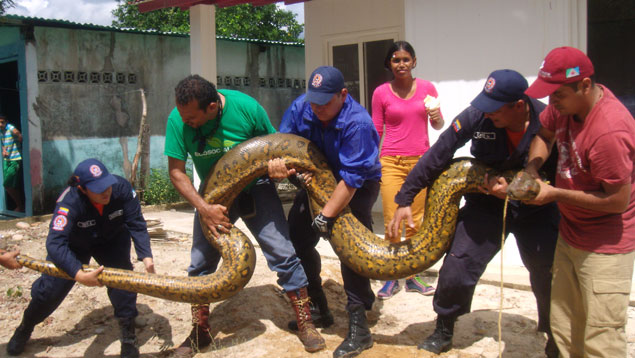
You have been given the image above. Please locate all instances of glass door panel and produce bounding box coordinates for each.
[332,44,361,103]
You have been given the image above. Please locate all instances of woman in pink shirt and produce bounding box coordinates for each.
[371,41,444,299]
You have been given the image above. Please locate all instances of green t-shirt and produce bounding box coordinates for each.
[164,89,276,182]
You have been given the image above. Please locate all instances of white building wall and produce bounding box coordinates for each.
[304,0,406,76]
[404,0,587,152]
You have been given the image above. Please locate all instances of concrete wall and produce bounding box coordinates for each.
[216,40,306,128]
[29,27,190,211]
[17,25,305,213]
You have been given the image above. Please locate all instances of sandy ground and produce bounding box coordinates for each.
[1,213,634,358]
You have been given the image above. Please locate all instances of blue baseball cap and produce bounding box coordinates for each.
[470,69,528,113]
[73,158,117,194]
[305,66,345,105]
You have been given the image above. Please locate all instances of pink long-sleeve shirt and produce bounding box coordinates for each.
[371,78,441,157]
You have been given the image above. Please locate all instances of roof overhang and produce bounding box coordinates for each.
[129,0,308,13]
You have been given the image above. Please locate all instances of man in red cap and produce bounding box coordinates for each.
[522,46,635,357]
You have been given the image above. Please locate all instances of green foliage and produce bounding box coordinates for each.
[111,1,190,33]
[111,1,303,42]
[0,0,16,15]
[6,285,22,298]
[216,3,303,42]
[143,167,188,205]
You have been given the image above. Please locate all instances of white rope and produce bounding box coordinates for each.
[498,196,509,357]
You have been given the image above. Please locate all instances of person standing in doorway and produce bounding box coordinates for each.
[0,113,24,212]
[371,41,443,299]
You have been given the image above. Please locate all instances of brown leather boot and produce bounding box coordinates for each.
[173,304,213,357]
[287,287,326,352]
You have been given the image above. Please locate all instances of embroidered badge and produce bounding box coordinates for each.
[52,215,68,231]
[311,74,323,88]
[484,77,496,93]
[77,220,96,228]
[89,164,103,177]
[57,207,69,216]
[565,66,580,78]
[109,209,123,220]
[473,132,496,140]
[538,61,552,78]
[452,119,462,132]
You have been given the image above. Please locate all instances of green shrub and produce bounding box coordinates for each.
[143,167,191,205]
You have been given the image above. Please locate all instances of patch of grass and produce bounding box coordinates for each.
[6,285,23,298]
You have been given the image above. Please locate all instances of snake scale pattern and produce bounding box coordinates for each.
[17,133,537,303]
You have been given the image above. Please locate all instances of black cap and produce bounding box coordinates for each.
[73,158,117,194]
[471,69,528,113]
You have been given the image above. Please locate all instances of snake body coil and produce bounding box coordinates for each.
[17,133,532,302]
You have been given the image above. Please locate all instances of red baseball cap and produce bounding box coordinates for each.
[525,46,594,98]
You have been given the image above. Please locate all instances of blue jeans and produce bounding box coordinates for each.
[188,178,308,292]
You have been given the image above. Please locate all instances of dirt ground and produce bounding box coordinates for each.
[1,214,634,358]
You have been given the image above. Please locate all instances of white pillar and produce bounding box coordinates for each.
[189,4,217,83]
[189,4,217,190]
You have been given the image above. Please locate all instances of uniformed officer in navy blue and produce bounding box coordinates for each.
[389,70,560,357]
[7,158,154,358]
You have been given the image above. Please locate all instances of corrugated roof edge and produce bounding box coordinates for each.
[0,14,304,47]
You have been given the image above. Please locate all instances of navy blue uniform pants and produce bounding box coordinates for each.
[23,232,137,326]
[433,201,559,333]
[288,180,380,310]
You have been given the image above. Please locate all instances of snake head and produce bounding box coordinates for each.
[507,171,540,200]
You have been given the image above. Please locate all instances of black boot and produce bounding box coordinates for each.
[7,322,34,356]
[332,304,373,358]
[418,315,455,354]
[288,287,334,330]
[545,332,559,358]
[7,298,54,356]
[118,317,139,358]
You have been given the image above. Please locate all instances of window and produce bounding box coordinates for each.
[329,36,396,111]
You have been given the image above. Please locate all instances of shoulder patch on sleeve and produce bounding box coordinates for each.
[452,119,462,132]
[57,207,69,216]
[52,215,68,231]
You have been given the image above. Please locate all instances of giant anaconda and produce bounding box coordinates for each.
[16,133,538,303]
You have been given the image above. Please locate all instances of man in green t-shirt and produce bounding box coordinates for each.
[165,75,325,356]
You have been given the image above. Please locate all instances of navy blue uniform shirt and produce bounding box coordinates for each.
[395,98,557,216]
[46,175,152,278]
[280,93,382,188]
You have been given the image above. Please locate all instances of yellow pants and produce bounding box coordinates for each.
[379,155,427,243]
[550,237,635,358]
